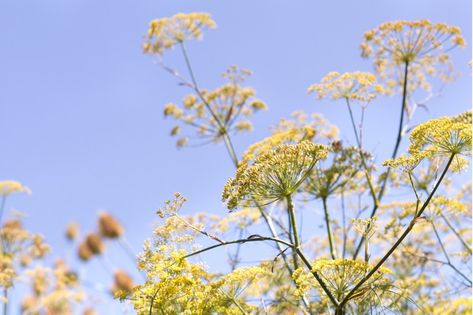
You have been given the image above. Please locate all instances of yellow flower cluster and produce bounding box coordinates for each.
[361,20,466,93]
[132,241,269,314]
[305,143,367,198]
[382,153,428,173]
[352,216,378,239]
[223,140,328,209]
[308,71,383,102]
[21,262,84,315]
[143,12,216,55]
[429,196,469,216]
[211,207,261,233]
[241,111,338,166]
[156,192,187,218]
[165,66,267,147]
[311,259,392,302]
[409,117,471,160]
[0,217,50,297]
[451,110,472,124]
[0,180,31,197]
[384,113,472,172]
[273,111,340,142]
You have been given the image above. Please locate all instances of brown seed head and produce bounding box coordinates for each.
[98,212,123,239]
[65,222,79,241]
[78,241,93,261]
[85,233,105,255]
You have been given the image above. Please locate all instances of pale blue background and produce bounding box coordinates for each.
[0,0,471,313]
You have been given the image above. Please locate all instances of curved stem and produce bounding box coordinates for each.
[183,236,294,260]
[353,60,410,259]
[341,153,454,306]
[322,197,336,260]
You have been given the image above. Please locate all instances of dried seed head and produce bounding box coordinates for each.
[85,233,105,255]
[65,222,79,241]
[98,212,124,239]
[78,241,93,261]
[111,269,134,296]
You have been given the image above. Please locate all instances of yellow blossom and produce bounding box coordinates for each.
[0,180,31,197]
[143,13,216,55]
[223,140,328,209]
[163,66,267,147]
[308,71,383,102]
[361,20,466,94]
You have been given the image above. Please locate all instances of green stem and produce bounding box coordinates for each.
[3,288,7,315]
[183,236,294,260]
[0,197,6,227]
[0,196,6,253]
[322,197,336,260]
[179,42,239,166]
[341,153,454,306]
[295,248,340,307]
[345,98,378,208]
[287,195,300,270]
[440,213,472,254]
[222,132,239,167]
[431,221,472,285]
[353,60,410,259]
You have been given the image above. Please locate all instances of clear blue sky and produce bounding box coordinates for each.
[0,0,471,313]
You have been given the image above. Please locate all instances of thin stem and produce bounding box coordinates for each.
[2,288,7,315]
[179,42,239,166]
[390,60,410,161]
[118,237,138,265]
[322,197,336,259]
[229,228,245,270]
[183,236,294,260]
[340,153,454,306]
[222,290,249,315]
[345,98,362,148]
[0,197,6,227]
[295,248,340,307]
[181,234,325,312]
[440,213,472,254]
[341,190,347,259]
[345,98,378,213]
[287,195,300,270]
[431,221,472,286]
[0,196,6,252]
[353,60,410,259]
[222,132,239,167]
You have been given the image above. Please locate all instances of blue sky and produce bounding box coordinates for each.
[0,0,471,313]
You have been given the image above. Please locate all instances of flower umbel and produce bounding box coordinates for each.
[384,112,472,172]
[0,180,31,197]
[222,140,328,210]
[361,20,466,93]
[164,66,267,147]
[312,259,392,302]
[143,12,216,55]
[308,71,383,102]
